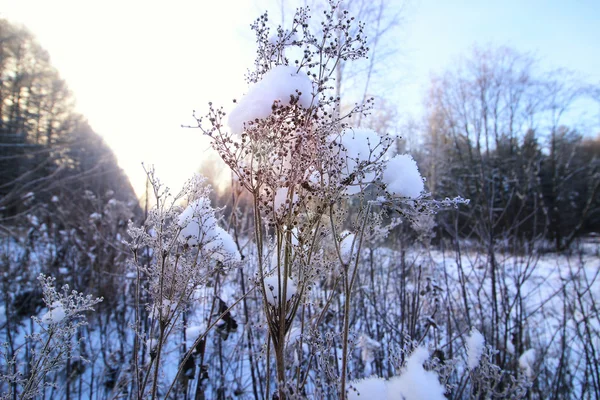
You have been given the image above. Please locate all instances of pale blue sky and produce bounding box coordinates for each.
[399,0,599,120]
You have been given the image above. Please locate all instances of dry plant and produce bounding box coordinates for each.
[192,2,464,398]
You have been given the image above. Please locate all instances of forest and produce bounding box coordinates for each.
[1,1,599,399]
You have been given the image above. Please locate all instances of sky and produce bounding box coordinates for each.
[399,0,600,121]
[2,0,599,197]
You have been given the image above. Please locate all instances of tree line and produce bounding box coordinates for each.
[399,47,600,252]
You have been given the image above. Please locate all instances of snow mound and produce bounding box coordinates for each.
[349,347,446,400]
[382,154,424,199]
[228,65,315,135]
[349,377,387,399]
[387,347,446,400]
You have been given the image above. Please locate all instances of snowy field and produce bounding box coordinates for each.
[2,232,598,399]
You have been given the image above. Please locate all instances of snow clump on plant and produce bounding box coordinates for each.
[178,197,240,262]
[228,65,315,135]
[41,301,66,325]
[466,328,485,370]
[349,347,446,400]
[263,275,297,306]
[335,127,386,195]
[519,349,536,378]
[381,154,424,199]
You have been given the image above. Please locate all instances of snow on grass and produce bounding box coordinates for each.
[506,338,515,355]
[228,65,315,135]
[185,324,208,347]
[359,334,381,376]
[381,154,424,199]
[387,347,447,400]
[519,348,536,378]
[411,245,599,393]
[466,328,485,370]
[348,376,387,399]
[349,347,446,400]
[263,275,297,306]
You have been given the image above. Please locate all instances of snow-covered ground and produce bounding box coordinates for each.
[1,233,598,399]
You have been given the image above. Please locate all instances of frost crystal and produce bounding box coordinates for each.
[382,154,424,199]
[228,65,315,135]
